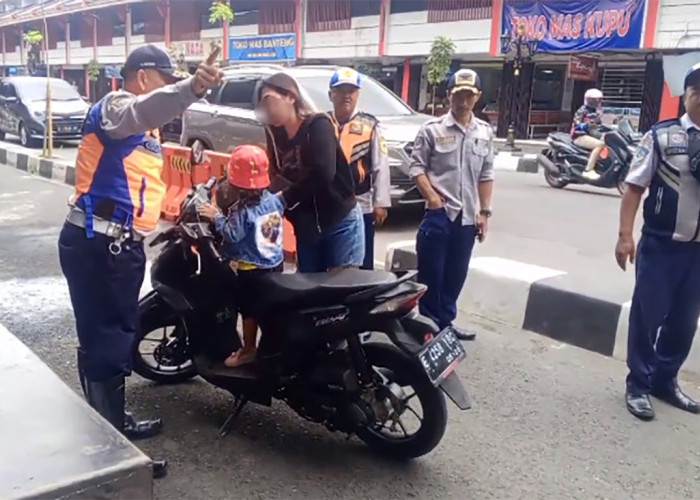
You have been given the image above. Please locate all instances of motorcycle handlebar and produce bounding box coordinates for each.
[205,238,223,263]
[204,176,217,193]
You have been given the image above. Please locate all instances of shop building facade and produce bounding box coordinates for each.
[0,0,694,136]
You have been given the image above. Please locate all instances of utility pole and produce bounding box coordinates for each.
[41,0,53,158]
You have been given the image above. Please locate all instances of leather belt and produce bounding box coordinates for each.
[66,208,144,242]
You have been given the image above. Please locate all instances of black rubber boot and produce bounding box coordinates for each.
[76,348,89,398]
[83,374,168,479]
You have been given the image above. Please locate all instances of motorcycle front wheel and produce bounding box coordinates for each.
[356,343,448,459]
[132,310,197,384]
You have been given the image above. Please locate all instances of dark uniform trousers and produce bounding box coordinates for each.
[58,222,145,382]
[416,208,476,329]
[627,233,700,394]
[361,212,375,270]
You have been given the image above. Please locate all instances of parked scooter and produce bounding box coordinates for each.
[133,178,471,459]
[537,119,641,195]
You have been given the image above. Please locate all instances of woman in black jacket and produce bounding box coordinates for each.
[257,72,365,273]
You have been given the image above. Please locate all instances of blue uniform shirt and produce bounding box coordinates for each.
[213,190,285,269]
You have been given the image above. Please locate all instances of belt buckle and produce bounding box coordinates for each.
[105,221,123,238]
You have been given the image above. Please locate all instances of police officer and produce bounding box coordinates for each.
[58,45,222,476]
[409,69,494,341]
[616,62,700,421]
[327,67,391,269]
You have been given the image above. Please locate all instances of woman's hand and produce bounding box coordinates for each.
[197,203,220,220]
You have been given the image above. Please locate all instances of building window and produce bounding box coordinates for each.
[259,0,295,35]
[351,0,381,17]
[427,0,492,23]
[390,0,429,14]
[233,0,259,26]
[307,0,351,32]
[68,13,82,42]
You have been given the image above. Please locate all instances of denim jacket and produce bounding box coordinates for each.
[213,190,285,268]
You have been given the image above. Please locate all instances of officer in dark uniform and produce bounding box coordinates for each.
[58,45,222,476]
[616,62,700,421]
[409,69,495,342]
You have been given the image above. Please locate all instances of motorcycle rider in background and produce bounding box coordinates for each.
[571,88,605,180]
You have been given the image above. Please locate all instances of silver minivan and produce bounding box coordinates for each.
[181,65,430,207]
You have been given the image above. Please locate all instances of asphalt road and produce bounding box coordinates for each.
[1,165,698,499]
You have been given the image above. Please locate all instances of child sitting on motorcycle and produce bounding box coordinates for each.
[571,88,605,181]
[198,145,285,368]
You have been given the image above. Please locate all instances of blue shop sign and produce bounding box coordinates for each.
[502,0,646,52]
[229,33,297,62]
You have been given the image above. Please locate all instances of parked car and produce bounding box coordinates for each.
[161,115,182,144]
[0,76,89,148]
[181,65,431,207]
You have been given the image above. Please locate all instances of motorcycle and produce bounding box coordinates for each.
[537,119,641,195]
[132,178,471,459]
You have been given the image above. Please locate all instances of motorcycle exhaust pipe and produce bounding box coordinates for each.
[537,153,559,175]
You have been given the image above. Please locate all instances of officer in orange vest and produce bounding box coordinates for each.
[58,45,222,478]
[328,68,391,270]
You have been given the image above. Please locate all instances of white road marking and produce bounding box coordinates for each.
[0,190,31,199]
[469,256,565,283]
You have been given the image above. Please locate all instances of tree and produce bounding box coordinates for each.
[22,29,43,75]
[209,1,233,62]
[209,1,234,26]
[87,59,100,101]
[426,36,456,115]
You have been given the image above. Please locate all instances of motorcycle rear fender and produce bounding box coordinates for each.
[152,281,193,312]
[393,312,472,410]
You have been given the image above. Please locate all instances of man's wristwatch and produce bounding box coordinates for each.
[479,209,493,218]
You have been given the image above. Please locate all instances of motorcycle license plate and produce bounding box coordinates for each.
[417,328,466,386]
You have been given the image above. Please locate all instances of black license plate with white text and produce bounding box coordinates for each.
[417,328,467,386]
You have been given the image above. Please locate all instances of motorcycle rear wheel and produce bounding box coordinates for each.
[133,311,197,384]
[544,170,569,189]
[356,343,448,459]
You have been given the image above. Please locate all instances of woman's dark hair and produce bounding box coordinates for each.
[258,72,313,118]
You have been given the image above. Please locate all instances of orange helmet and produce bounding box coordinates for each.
[226,145,270,190]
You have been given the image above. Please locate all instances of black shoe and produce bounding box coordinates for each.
[651,381,700,414]
[124,411,163,441]
[451,326,476,341]
[152,459,168,479]
[625,392,655,421]
[77,348,89,398]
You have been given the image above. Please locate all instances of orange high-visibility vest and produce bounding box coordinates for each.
[72,99,166,235]
[330,112,377,195]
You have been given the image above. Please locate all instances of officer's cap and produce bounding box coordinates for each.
[329,68,362,89]
[448,69,482,94]
[685,62,700,90]
[121,44,189,81]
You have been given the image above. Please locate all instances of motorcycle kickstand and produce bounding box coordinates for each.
[218,395,248,438]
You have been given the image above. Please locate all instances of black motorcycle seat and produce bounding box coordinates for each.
[260,269,397,306]
[550,132,574,145]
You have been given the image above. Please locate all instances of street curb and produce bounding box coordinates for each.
[385,242,700,378]
[1,143,75,186]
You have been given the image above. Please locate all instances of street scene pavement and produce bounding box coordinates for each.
[2,163,699,499]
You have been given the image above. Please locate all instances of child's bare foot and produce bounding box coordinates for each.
[223,351,239,367]
[224,348,256,368]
